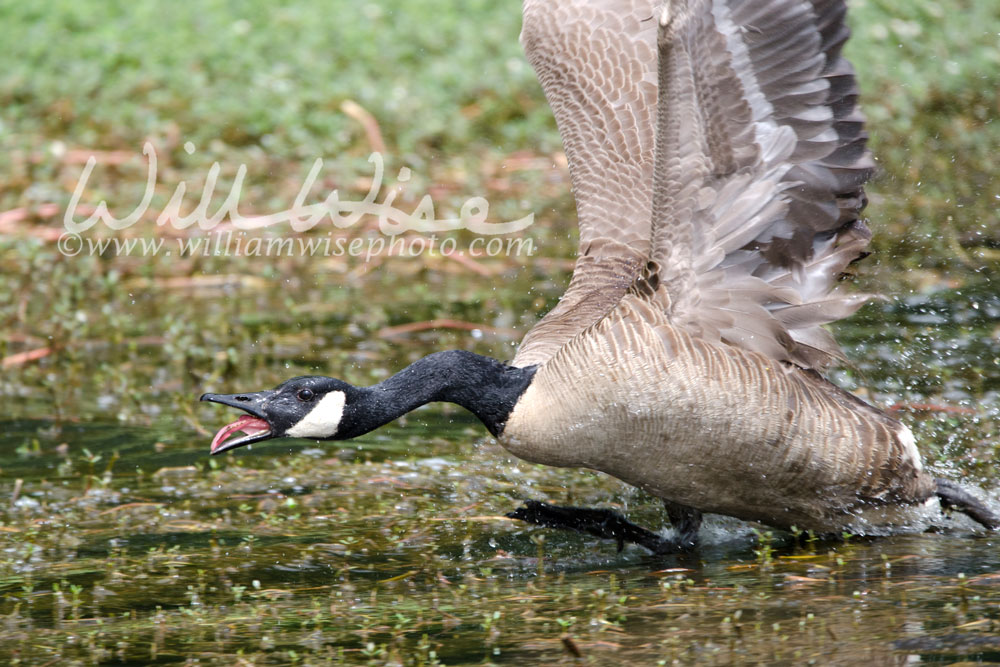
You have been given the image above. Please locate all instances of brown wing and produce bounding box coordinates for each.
[515,0,874,370]
[514,0,658,367]
[648,0,874,367]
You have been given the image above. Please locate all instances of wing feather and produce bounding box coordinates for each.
[650,0,875,367]
[515,0,875,370]
[514,1,658,366]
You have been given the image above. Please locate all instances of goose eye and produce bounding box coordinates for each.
[297,389,315,401]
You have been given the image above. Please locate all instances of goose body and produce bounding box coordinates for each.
[500,0,940,534]
[201,0,998,548]
[501,294,932,533]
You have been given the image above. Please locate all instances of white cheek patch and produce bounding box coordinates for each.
[286,391,346,439]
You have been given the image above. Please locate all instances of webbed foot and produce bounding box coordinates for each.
[506,500,691,555]
[936,478,1000,530]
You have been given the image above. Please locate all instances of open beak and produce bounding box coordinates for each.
[200,390,276,454]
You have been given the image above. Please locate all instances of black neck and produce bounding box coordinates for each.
[343,351,536,438]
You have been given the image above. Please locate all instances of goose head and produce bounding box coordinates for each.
[201,376,360,454]
[201,351,537,455]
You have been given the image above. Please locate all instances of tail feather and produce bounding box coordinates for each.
[936,478,1000,530]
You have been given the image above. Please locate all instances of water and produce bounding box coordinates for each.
[1,285,999,664]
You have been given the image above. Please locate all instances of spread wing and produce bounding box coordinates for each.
[514,0,874,370]
[514,0,659,367]
[648,0,874,367]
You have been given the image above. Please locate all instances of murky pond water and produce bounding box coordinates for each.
[2,281,999,665]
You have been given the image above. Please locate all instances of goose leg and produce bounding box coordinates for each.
[506,500,688,554]
[663,499,702,549]
[935,478,1000,530]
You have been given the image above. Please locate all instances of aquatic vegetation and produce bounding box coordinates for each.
[2,422,1000,663]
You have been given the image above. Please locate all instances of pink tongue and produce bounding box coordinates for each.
[210,414,270,453]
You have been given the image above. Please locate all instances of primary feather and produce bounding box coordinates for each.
[514,0,874,369]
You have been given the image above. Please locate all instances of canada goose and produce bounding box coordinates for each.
[201,0,999,553]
